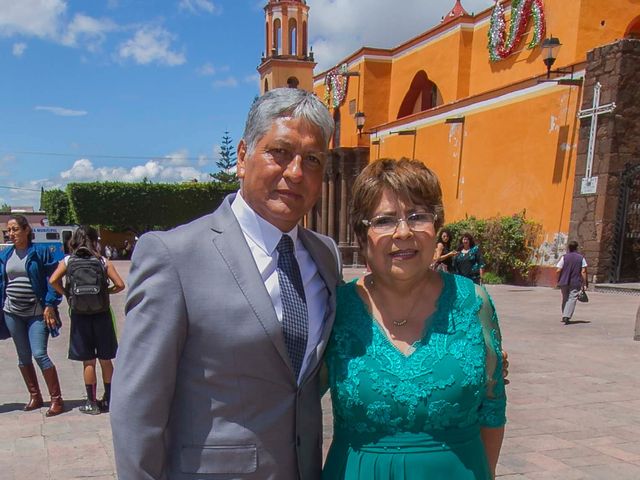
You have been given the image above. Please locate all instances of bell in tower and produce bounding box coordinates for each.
[258,0,316,94]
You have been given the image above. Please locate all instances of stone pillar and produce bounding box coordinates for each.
[568,39,640,283]
[327,162,336,240]
[321,177,328,235]
[338,152,348,247]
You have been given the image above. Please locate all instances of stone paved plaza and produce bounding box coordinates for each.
[1,262,639,479]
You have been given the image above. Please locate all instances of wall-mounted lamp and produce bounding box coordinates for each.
[542,36,562,78]
[539,36,583,86]
[355,111,366,134]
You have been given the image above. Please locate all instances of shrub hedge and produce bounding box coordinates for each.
[444,211,541,281]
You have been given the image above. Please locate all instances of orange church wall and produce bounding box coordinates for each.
[575,0,640,56]
[387,27,469,119]
[374,84,582,240]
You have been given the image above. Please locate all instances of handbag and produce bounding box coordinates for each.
[577,289,589,303]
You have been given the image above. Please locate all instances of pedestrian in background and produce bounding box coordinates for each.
[50,225,125,414]
[452,232,485,284]
[432,228,456,272]
[0,215,64,416]
[556,240,588,324]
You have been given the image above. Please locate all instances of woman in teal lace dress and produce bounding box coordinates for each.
[323,158,506,479]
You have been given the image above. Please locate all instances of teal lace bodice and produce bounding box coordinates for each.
[325,272,506,443]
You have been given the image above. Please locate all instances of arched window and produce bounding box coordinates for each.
[625,16,640,39]
[302,21,308,56]
[265,22,269,56]
[333,109,341,148]
[264,78,269,93]
[289,18,297,55]
[302,22,307,57]
[397,71,442,119]
[287,76,299,88]
[273,18,281,54]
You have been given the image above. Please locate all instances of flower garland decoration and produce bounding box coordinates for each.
[324,64,349,109]
[488,0,546,62]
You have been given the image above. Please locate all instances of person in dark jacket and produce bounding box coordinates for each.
[556,240,588,324]
[0,215,64,416]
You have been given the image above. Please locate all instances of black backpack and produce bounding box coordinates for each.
[66,248,110,314]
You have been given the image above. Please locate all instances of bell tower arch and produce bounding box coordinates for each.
[258,0,315,94]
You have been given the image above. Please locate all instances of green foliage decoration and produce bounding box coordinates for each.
[444,211,541,281]
[41,189,75,225]
[66,182,235,234]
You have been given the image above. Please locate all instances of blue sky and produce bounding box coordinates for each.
[0,0,494,210]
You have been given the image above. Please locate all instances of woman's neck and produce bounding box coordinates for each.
[13,241,29,251]
[367,270,433,298]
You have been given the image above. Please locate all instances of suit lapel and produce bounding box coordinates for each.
[298,229,339,385]
[209,195,292,374]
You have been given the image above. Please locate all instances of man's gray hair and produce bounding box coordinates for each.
[242,88,335,154]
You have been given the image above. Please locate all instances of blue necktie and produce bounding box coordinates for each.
[276,235,309,379]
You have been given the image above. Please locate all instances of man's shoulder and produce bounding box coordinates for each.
[301,229,338,257]
[141,200,232,244]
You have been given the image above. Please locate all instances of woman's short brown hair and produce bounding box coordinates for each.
[351,157,444,249]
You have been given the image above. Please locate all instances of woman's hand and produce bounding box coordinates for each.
[43,306,57,328]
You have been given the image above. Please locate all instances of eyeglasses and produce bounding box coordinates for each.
[6,227,23,233]
[362,212,437,234]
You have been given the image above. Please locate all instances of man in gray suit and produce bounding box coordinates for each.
[111,88,340,480]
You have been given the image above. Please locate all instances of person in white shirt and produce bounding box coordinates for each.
[110,88,341,480]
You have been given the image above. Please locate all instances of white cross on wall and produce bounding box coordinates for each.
[577,82,616,194]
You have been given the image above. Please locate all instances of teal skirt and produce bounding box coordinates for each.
[323,427,491,480]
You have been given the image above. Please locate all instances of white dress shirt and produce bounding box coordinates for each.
[231,192,329,384]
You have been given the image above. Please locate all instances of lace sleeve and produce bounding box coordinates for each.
[476,284,506,428]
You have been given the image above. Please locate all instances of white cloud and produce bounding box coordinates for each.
[117,26,186,66]
[35,105,88,116]
[213,76,238,88]
[61,14,117,50]
[0,154,15,177]
[179,0,220,15]
[60,158,211,183]
[12,42,27,56]
[308,0,495,71]
[0,1,116,53]
[0,0,66,39]
[197,62,216,76]
[163,150,190,167]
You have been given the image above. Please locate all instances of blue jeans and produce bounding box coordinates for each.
[4,312,53,370]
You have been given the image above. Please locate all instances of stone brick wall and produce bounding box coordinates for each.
[569,39,640,283]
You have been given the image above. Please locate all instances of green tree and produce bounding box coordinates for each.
[0,203,10,213]
[210,130,239,188]
[40,189,75,225]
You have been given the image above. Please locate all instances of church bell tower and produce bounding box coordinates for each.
[258,0,316,94]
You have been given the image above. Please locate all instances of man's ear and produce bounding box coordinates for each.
[237,140,247,179]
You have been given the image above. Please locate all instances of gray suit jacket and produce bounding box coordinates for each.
[111,195,340,480]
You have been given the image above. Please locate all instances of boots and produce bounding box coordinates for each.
[42,366,64,417]
[18,364,43,411]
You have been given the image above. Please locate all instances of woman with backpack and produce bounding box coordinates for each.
[50,225,125,415]
[0,215,64,416]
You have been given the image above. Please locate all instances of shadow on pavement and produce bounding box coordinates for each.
[0,402,25,414]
